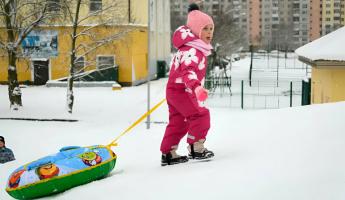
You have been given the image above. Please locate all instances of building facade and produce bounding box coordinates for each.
[171,0,311,50]
[309,0,322,41]
[321,0,345,34]
[172,0,344,51]
[170,0,250,48]
[310,0,345,41]
[260,0,310,50]
[249,0,261,46]
[0,0,171,86]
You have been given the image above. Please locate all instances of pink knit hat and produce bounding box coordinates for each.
[186,10,214,38]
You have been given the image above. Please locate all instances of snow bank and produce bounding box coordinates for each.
[1,78,345,200]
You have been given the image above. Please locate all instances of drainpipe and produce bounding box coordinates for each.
[128,0,131,23]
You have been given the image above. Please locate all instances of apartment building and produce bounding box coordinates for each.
[322,0,345,34]
[309,0,322,41]
[249,0,261,46]
[310,0,345,41]
[170,0,250,47]
[292,0,310,48]
[172,0,345,51]
[260,0,309,50]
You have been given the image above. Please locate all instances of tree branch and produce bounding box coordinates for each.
[14,4,48,48]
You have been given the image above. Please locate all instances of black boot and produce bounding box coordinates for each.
[161,152,188,166]
[188,140,214,160]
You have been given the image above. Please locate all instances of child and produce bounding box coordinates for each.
[0,136,16,164]
[160,4,214,166]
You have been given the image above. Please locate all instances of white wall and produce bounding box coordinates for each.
[149,0,171,77]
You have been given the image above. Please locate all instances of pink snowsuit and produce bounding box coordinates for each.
[160,26,211,154]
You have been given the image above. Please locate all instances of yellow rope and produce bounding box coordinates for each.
[106,99,166,148]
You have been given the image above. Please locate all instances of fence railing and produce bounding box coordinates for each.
[206,79,303,109]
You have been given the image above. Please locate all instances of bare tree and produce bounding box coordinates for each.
[277,21,294,57]
[212,10,246,58]
[60,0,135,113]
[0,0,54,110]
[170,12,185,35]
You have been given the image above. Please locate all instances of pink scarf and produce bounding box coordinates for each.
[185,39,213,56]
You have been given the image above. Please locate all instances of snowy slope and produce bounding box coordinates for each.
[1,79,345,200]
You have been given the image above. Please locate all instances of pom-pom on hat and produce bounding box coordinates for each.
[186,3,214,38]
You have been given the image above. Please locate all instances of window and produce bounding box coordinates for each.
[90,0,102,12]
[75,57,85,74]
[97,56,115,69]
[47,0,60,12]
[272,17,279,21]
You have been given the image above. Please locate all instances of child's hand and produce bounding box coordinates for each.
[194,86,208,101]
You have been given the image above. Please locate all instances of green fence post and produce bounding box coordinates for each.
[249,45,253,87]
[290,81,293,107]
[241,80,244,109]
[301,78,311,106]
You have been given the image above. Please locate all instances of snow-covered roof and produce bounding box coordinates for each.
[295,27,345,62]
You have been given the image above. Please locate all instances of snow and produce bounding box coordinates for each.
[46,81,120,88]
[12,87,21,96]
[1,54,345,200]
[295,27,345,62]
[8,66,16,71]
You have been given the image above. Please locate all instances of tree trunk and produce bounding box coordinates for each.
[285,44,288,59]
[67,0,82,113]
[7,51,22,110]
[4,0,22,110]
[66,76,74,113]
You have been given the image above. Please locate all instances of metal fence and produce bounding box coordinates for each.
[206,78,303,109]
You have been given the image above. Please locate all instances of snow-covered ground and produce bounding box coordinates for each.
[1,75,345,199]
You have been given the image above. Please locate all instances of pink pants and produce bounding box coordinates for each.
[160,87,210,154]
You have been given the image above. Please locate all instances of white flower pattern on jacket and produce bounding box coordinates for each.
[188,71,198,80]
[179,28,194,40]
[181,48,198,66]
[175,77,182,83]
